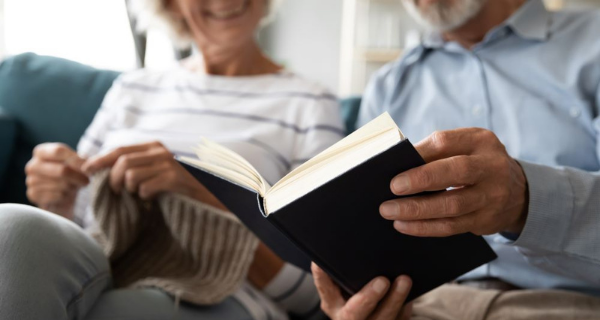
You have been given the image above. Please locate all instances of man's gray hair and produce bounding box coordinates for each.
[128,0,282,48]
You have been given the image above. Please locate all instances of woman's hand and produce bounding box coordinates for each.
[25,143,89,219]
[82,141,225,208]
[312,263,413,320]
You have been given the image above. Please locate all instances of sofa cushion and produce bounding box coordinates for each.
[0,53,120,203]
[0,108,16,185]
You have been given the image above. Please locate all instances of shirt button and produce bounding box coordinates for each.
[472,105,483,116]
[570,107,581,118]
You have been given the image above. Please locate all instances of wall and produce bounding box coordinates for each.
[0,0,5,57]
[261,0,344,94]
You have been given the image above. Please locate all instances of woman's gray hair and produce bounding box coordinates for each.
[128,0,282,48]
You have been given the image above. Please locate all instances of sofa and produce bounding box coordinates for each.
[0,53,362,205]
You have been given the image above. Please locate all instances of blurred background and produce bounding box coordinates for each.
[0,0,599,96]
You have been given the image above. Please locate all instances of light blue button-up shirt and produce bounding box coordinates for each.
[358,0,600,296]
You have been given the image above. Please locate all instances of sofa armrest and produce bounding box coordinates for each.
[0,108,17,184]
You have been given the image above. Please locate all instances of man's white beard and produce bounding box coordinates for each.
[401,0,488,31]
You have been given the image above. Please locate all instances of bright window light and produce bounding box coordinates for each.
[3,0,176,71]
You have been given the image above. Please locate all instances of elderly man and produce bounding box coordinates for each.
[313,0,600,319]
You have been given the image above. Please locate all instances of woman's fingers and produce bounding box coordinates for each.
[122,165,165,194]
[83,141,165,174]
[369,276,412,320]
[25,158,89,187]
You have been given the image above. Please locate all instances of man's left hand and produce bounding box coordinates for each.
[379,128,528,237]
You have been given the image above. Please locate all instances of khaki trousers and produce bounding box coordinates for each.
[412,284,600,320]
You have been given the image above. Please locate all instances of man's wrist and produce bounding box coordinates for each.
[503,159,529,234]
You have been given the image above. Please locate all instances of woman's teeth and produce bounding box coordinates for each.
[208,2,247,19]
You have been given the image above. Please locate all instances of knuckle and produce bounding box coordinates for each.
[451,157,475,183]
[432,130,450,151]
[24,160,35,174]
[57,165,69,177]
[438,220,456,236]
[404,200,422,219]
[320,301,332,315]
[338,309,355,320]
[414,168,434,187]
[25,175,35,187]
[26,189,36,201]
[125,170,137,186]
[444,196,463,216]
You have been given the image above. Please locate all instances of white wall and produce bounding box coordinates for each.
[0,0,5,57]
[261,0,343,94]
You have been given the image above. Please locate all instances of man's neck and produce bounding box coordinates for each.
[443,0,527,49]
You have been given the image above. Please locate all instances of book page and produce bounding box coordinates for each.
[266,113,405,214]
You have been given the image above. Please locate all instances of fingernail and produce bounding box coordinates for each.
[380,202,398,219]
[396,276,411,293]
[391,175,410,195]
[372,278,388,294]
[394,221,408,232]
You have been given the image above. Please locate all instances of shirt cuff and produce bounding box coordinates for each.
[263,263,321,316]
[512,160,574,253]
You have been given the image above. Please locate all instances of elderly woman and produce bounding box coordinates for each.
[0,0,345,319]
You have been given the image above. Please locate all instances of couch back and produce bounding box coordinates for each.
[0,53,120,203]
[0,53,361,204]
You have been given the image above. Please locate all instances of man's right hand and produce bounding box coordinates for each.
[313,263,413,320]
[25,143,89,219]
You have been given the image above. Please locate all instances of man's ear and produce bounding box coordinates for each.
[164,0,184,18]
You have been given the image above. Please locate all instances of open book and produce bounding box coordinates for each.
[177,112,496,301]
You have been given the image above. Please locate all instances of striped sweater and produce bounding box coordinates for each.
[75,66,345,320]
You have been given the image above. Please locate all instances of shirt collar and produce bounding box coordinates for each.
[506,0,552,41]
[421,0,552,49]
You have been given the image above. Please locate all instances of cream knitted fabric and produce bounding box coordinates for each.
[90,170,259,305]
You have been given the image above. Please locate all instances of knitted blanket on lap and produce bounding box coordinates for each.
[90,170,258,305]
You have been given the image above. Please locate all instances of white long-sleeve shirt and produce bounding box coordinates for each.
[75,66,345,319]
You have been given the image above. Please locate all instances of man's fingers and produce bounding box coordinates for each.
[393,215,474,237]
[311,263,345,316]
[389,155,484,196]
[25,160,89,187]
[400,302,413,320]
[370,276,412,320]
[342,277,390,320]
[83,142,162,174]
[380,187,485,221]
[415,128,494,162]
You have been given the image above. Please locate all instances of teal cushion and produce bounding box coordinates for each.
[340,96,362,134]
[0,108,16,185]
[0,53,121,203]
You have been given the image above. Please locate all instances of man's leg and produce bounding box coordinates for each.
[0,204,112,320]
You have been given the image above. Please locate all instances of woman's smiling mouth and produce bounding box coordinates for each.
[204,0,250,20]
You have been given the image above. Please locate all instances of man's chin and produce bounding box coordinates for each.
[402,0,487,32]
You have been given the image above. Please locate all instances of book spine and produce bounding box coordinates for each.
[267,215,359,296]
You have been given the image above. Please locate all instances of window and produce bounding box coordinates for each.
[2,0,175,71]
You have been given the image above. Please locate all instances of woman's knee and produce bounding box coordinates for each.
[0,203,109,273]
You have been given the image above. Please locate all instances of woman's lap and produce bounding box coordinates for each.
[0,204,254,320]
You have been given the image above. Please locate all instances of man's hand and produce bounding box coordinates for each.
[25,143,89,219]
[83,141,225,208]
[312,263,412,320]
[379,128,528,237]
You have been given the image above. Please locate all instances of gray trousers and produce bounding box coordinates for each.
[0,204,253,320]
